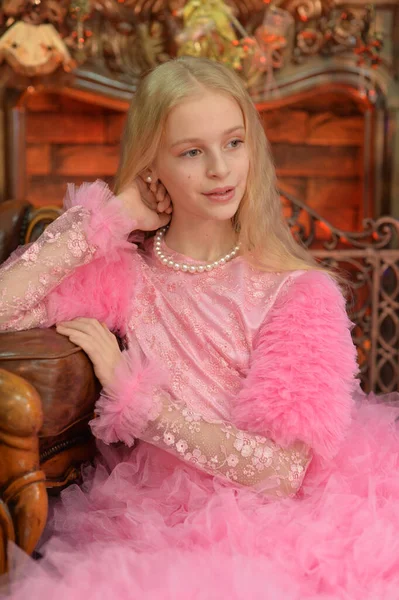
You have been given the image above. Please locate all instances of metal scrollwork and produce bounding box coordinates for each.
[281,190,399,252]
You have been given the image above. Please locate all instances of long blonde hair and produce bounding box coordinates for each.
[115,56,321,273]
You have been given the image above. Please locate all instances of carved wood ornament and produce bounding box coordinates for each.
[0,0,391,99]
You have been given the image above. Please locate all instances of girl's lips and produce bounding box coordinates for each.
[205,186,234,194]
[203,187,236,203]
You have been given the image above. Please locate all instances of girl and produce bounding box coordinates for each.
[1,56,399,599]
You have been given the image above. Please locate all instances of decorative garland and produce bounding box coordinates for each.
[0,0,384,95]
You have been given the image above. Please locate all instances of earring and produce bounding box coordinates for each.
[146,176,152,183]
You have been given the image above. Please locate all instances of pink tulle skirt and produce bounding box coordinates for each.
[5,395,399,600]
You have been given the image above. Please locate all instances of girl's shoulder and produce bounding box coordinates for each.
[238,260,340,301]
[238,263,345,328]
[242,262,341,296]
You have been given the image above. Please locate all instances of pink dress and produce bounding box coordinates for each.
[1,181,399,600]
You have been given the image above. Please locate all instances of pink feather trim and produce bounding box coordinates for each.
[231,271,358,460]
[44,249,136,335]
[90,348,169,447]
[64,180,137,258]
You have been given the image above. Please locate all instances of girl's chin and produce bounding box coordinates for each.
[203,207,239,222]
[210,201,241,218]
[172,199,241,223]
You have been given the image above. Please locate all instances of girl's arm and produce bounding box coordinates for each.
[0,181,137,332]
[231,270,358,461]
[143,398,311,497]
[91,271,357,498]
[92,372,311,498]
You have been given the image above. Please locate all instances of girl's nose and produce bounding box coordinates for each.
[206,153,230,179]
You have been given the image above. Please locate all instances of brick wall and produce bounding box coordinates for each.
[25,92,123,207]
[25,91,364,231]
[260,92,364,231]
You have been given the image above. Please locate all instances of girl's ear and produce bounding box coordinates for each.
[142,167,160,185]
[141,169,154,183]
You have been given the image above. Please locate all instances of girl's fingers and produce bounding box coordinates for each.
[138,176,173,216]
[57,318,111,341]
[136,178,157,209]
[156,185,166,204]
[157,187,173,213]
[55,318,123,389]
[157,197,171,213]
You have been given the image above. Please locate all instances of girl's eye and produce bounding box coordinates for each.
[181,149,201,158]
[180,139,243,157]
[228,139,244,149]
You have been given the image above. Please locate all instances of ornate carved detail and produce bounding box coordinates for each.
[0,499,15,574]
[0,0,385,93]
[281,189,399,394]
[287,2,383,67]
[0,368,48,571]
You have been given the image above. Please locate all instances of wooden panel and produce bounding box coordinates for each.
[105,113,126,144]
[25,93,61,112]
[277,177,308,200]
[53,145,119,176]
[27,177,83,206]
[26,145,51,176]
[27,176,115,207]
[26,113,106,144]
[306,179,362,230]
[59,96,106,115]
[273,144,362,178]
[260,110,308,144]
[289,92,362,116]
[262,109,363,146]
[307,114,363,146]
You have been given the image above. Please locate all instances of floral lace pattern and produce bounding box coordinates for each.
[124,240,300,424]
[0,207,96,331]
[142,397,311,498]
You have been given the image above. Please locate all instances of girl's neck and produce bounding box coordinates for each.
[163,219,238,263]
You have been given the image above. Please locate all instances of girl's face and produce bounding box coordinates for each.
[153,90,249,225]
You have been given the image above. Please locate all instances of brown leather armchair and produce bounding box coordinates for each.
[0,200,100,574]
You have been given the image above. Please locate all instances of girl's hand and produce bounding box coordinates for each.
[55,318,122,389]
[117,176,173,232]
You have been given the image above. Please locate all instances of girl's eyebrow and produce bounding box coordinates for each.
[170,125,245,148]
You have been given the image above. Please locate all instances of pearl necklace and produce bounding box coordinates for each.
[154,227,240,273]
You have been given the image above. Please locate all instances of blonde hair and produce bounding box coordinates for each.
[115,56,323,274]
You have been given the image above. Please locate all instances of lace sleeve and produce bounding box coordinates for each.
[141,398,311,498]
[0,207,97,330]
[90,350,312,498]
[0,181,137,332]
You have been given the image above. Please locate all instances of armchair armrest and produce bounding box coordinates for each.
[0,328,101,436]
[0,368,46,571]
[0,328,100,573]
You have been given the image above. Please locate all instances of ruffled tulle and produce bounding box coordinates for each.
[4,396,399,600]
[233,272,358,460]
[90,346,168,446]
[63,180,136,257]
[43,181,140,334]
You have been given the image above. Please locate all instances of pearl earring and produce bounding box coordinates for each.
[146,176,152,183]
